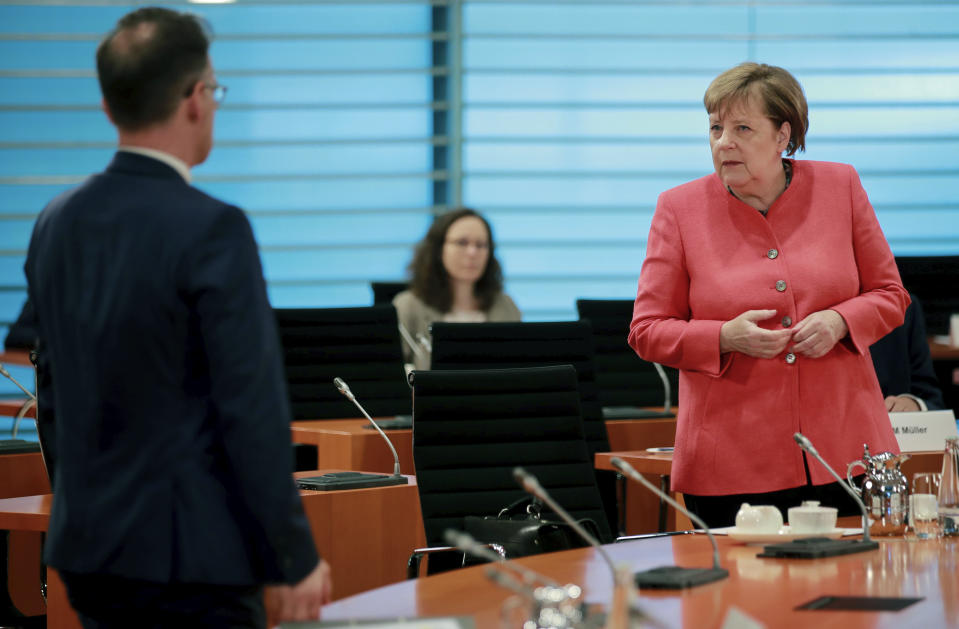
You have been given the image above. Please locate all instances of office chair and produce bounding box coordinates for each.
[894,255,959,336]
[274,305,411,420]
[429,320,618,533]
[575,299,679,417]
[370,281,409,306]
[409,365,613,576]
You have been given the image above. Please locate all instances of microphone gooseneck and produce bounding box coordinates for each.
[610,457,722,571]
[512,467,618,577]
[333,377,402,476]
[443,529,559,588]
[396,323,428,361]
[793,432,872,543]
[0,364,37,401]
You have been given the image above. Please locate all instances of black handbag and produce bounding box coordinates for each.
[463,497,601,558]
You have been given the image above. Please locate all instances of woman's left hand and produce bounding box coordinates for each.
[790,310,848,358]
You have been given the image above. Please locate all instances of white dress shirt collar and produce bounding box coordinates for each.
[118,146,192,184]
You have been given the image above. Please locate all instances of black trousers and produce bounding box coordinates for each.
[683,474,865,529]
[59,571,265,629]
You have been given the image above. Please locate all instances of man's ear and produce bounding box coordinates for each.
[183,80,202,122]
[101,98,116,125]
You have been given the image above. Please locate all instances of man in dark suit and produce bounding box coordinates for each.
[871,294,945,412]
[24,8,330,628]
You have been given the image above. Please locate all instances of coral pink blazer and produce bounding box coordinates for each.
[629,160,909,495]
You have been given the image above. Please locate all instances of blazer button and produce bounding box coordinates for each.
[776,280,787,292]
[767,248,779,259]
[785,353,796,364]
[782,316,792,327]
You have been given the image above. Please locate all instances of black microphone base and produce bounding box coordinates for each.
[757,538,879,559]
[296,472,409,491]
[633,565,729,589]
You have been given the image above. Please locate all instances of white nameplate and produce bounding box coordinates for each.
[889,410,958,452]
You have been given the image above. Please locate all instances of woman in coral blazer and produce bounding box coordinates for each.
[629,62,909,527]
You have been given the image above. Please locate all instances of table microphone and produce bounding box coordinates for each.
[445,529,594,628]
[793,432,874,544]
[753,434,879,558]
[0,364,37,401]
[610,457,729,589]
[513,466,617,574]
[513,467,657,628]
[334,376,402,477]
[443,529,560,587]
[397,322,432,364]
[294,379,408,491]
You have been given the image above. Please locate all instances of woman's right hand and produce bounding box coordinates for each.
[719,309,792,358]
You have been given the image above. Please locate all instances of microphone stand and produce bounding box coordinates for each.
[0,363,38,438]
[335,377,402,476]
[611,457,729,589]
[445,529,596,629]
[757,433,879,558]
[294,378,408,491]
[513,467,659,629]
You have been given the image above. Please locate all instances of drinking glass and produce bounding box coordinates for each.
[909,472,941,540]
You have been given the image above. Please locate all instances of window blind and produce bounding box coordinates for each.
[461,0,959,320]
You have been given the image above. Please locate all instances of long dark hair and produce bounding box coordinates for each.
[408,208,504,313]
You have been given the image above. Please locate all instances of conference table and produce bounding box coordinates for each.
[322,523,959,628]
[292,416,677,535]
[596,449,950,534]
[0,349,32,366]
[292,416,676,476]
[0,470,426,629]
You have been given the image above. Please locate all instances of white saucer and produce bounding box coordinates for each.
[725,526,845,544]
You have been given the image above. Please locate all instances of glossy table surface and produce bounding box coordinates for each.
[322,527,959,628]
[598,449,949,488]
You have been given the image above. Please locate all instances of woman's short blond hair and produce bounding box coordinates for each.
[703,62,809,156]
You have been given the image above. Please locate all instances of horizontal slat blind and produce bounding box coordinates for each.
[0,1,438,373]
[1,0,957,366]
[0,1,438,403]
[462,0,959,320]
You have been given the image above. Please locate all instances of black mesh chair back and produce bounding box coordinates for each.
[370,281,409,306]
[429,320,617,532]
[895,256,959,335]
[430,320,609,450]
[274,305,410,419]
[411,364,613,548]
[576,299,679,413]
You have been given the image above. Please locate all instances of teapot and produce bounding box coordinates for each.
[846,443,911,536]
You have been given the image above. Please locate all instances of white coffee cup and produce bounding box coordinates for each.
[788,500,838,534]
[735,503,784,533]
[950,313,959,348]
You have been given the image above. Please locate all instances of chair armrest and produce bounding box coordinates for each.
[407,543,507,579]
[614,530,694,543]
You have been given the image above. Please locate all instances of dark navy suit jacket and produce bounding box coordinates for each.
[870,295,945,411]
[25,152,318,585]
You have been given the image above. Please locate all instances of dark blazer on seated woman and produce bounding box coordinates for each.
[870,294,945,411]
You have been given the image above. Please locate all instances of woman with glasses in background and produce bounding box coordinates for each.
[393,208,521,370]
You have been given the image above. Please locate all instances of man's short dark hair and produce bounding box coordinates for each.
[96,7,211,131]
